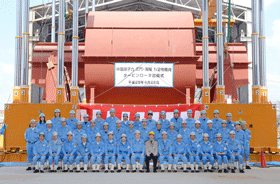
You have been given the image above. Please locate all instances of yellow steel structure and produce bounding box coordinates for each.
[70,87,79,104]
[202,87,211,104]
[216,85,225,104]
[56,85,65,103]
[1,103,74,152]
[12,87,21,103]
[252,85,262,104]
[205,104,279,152]
[261,87,268,104]
[20,86,29,103]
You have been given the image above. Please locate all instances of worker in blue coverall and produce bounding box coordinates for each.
[212,110,223,130]
[179,120,191,143]
[51,109,61,130]
[234,122,246,166]
[158,131,173,172]
[170,109,183,132]
[185,109,196,130]
[147,111,156,130]
[82,114,91,130]
[226,131,245,173]
[121,113,130,129]
[25,119,39,171]
[154,121,164,141]
[43,120,56,143]
[218,120,231,143]
[159,111,170,131]
[104,131,116,173]
[139,118,151,142]
[126,121,136,143]
[62,131,77,172]
[75,134,91,172]
[173,134,188,172]
[192,120,204,143]
[205,120,218,143]
[86,119,99,143]
[106,108,119,130]
[94,110,105,131]
[48,132,62,172]
[198,110,210,132]
[133,113,142,130]
[186,132,201,173]
[117,133,131,173]
[200,133,214,172]
[57,118,72,142]
[90,132,104,172]
[72,121,86,143]
[100,122,110,142]
[241,121,251,169]
[213,133,229,173]
[167,122,178,144]
[66,110,78,130]
[226,113,235,131]
[114,120,126,142]
[33,132,49,173]
[131,130,145,173]
[37,113,46,132]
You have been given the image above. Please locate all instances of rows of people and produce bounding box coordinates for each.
[25,109,251,173]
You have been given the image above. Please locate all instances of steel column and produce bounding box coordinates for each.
[57,0,65,103]
[13,0,22,103]
[252,0,261,103]
[259,0,267,103]
[85,0,89,27]
[92,0,95,11]
[20,0,29,103]
[51,0,56,43]
[202,0,210,104]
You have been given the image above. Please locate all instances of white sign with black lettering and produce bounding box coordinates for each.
[115,63,174,87]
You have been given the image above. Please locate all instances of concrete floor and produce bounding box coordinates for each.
[0,166,279,184]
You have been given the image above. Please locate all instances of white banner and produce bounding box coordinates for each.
[115,63,174,87]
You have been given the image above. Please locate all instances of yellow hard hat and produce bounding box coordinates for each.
[149,131,155,136]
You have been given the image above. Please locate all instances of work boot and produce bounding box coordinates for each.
[110,163,115,173]
[33,169,39,173]
[132,164,136,173]
[240,169,245,173]
[231,169,235,173]
[40,165,44,173]
[218,170,222,173]
[173,165,177,173]
[224,169,228,173]
[126,164,130,173]
[117,164,121,173]
[246,165,251,169]
[76,165,80,173]
[139,165,144,173]
[26,167,32,171]
[84,165,88,173]
[104,164,109,173]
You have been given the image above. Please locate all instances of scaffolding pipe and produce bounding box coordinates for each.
[57,0,64,86]
[51,0,56,43]
[259,0,266,87]
[92,0,95,11]
[85,0,89,27]
[72,0,78,87]
[252,0,260,86]
[202,0,209,88]
[216,0,224,86]
[21,0,29,86]
[15,0,22,87]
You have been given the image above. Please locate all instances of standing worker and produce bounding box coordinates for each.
[241,121,251,169]
[198,110,209,132]
[145,131,158,173]
[25,119,39,171]
[90,133,104,172]
[51,109,61,129]
[62,131,77,172]
[131,130,145,173]
[106,108,119,130]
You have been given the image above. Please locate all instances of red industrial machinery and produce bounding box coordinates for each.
[32,12,248,104]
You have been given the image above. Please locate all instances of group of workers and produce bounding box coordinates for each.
[24,108,251,174]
